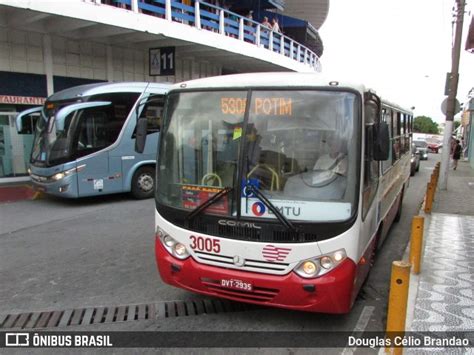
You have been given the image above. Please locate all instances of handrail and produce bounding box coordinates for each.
[93,0,320,71]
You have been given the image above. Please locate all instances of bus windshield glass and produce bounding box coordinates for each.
[30,100,76,166]
[157,90,359,222]
[31,93,139,166]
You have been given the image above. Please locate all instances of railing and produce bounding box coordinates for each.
[90,0,320,71]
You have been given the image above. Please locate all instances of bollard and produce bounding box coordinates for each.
[385,261,411,355]
[424,182,434,213]
[409,216,425,274]
[430,174,437,201]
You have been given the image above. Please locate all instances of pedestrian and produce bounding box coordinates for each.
[450,136,457,156]
[271,17,281,33]
[244,10,254,42]
[261,16,272,30]
[246,10,253,23]
[452,139,462,170]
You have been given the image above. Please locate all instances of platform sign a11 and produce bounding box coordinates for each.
[149,47,175,76]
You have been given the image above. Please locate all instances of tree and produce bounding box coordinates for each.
[453,120,461,132]
[413,116,439,134]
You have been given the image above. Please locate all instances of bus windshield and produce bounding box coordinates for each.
[157,90,359,222]
[30,100,76,166]
[31,93,140,167]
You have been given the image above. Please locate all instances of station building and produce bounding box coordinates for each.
[0,0,328,182]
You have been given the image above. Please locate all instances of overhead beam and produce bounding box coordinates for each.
[133,38,193,48]
[67,24,135,40]
[7,10,50,26]
[45,17,95,33]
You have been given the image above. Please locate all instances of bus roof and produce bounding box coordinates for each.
[170,72,368,92]
[47,82,171,102]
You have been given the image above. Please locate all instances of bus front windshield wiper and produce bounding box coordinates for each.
[185,187,234,224]
[245,183,298,234]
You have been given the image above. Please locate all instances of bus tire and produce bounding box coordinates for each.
[131,166,155,199]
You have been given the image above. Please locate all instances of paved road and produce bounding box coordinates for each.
[0,155,439,348]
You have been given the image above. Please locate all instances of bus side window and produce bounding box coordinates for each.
[138,99,164,135]
[362,101,379,218]
[381,108,393,174]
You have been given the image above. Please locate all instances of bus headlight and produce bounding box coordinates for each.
[51,172,65,181]
[50,165,86,181]
[157,227,190,260]
[294,249,347,278]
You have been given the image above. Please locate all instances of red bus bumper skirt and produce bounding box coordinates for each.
[155,238,357,314]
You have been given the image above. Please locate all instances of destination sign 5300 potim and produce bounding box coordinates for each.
[221,97,292,116]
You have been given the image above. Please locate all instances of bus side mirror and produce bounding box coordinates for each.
[374,122,390,161]
[16,106,42,133]
[135,117,147,153]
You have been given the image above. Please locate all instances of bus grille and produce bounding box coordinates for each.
[194,251,289,273]
[201,278,279,302]
[189,221,317,243]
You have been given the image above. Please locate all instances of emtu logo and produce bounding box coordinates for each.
[251,202,266,216]
[5,333,29,347]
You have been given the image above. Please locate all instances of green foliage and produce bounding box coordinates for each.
[413,116,439,134]
[453,120,461,132]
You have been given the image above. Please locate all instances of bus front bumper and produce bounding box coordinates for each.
[155,238,357,314]
[30,177,79,198]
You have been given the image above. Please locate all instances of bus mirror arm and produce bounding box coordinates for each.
[135,117,148,153]
[15,106,42,133]
[373,122,390,161]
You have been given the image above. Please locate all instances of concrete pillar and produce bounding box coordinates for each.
[106,45,114,82]
[42,34,54,96]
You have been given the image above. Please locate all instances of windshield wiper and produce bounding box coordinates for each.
[245,183,298,234]
[185,187,234,224]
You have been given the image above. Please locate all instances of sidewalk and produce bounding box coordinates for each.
[407,160,474,335]
[0,182,38,203]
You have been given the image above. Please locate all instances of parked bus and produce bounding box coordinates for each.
[136,73,413,313]
[16,82,169,198]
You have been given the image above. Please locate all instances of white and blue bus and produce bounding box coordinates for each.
[16,82,169,198]
[136,73,413,313]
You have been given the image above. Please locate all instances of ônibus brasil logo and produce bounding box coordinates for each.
[251,202,266,216]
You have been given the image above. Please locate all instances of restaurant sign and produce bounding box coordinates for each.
[0,95,46,105]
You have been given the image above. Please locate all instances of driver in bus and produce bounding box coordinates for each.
[313,135,348,176]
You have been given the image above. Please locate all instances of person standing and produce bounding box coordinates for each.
[452,139,462,170]
[271,17,281,33]
[261,16,272,30]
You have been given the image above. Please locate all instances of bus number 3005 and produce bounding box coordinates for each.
[189,236,221,253]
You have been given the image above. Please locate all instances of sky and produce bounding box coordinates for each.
[318,0,474,123]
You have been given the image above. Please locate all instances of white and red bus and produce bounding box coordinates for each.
[136,73,413,313]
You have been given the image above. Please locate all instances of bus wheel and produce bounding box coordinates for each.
[131,166,155,199]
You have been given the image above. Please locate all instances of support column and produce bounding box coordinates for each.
[106,45,114,82]
[43,34,54,96]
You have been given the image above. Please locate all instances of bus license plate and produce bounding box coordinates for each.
[220,278,253,292]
